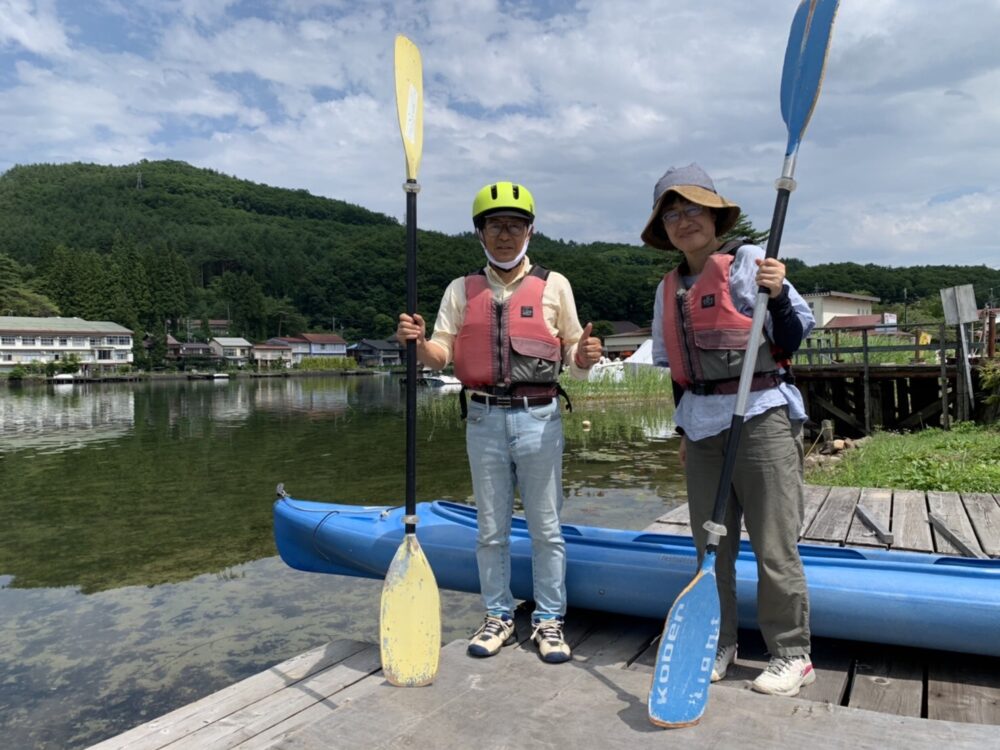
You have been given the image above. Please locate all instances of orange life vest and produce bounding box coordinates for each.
[454,265,562,391]
[661,244,780,394]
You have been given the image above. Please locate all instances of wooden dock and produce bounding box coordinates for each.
[647,484,1000,559]
[86,609,1000,750]
[86,485,1000,749]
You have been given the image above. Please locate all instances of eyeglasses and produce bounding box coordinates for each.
[661,205,704,225]
[483,219,530,237]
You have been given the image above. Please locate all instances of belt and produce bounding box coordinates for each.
[688,372,781,396]
[470,393,554,408]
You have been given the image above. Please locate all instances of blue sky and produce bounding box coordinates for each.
[1,0,999,267]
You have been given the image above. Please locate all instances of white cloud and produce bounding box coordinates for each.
[0,0,998,268]
[0,0,70,57]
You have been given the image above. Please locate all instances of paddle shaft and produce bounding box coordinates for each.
[405,181,418,533]
[705,172,794,551]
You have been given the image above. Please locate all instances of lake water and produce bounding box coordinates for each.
[0,375,683,749]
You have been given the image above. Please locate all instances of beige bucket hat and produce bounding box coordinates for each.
[640,163,741,250]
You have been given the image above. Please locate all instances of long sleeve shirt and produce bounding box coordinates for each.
[651,244,816,441]
[426,257,592,380]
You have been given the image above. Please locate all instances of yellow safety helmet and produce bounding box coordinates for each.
[471,182,535,228]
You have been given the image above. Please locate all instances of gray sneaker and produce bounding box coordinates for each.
[531,618,571,664]
[467,614,517,658]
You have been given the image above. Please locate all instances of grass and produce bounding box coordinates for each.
[559,365,674,401]
[417,366,675,434]
[806,421,1000,492]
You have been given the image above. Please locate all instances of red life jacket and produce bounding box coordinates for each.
[454,265,562,391]
[661,243,780,394]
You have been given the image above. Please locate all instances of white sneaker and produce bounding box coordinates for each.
[711,643,738,682]
[751,655,816,696]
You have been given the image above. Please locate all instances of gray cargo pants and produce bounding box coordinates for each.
[684,405,811,656]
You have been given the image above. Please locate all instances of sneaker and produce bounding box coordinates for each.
[531,618,572,664]
[711,643,738,682]
[467,614,517,658]
[751,655,816,696]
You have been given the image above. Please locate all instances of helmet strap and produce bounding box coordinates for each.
[478,229,532,271]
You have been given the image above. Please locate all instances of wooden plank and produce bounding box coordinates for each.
[275,640,1000,750]
[928,653,1000,725]
[962,493,1000,557]
[86,639,373,750]
[801,484,830,537]
[644,501,748,540]
[565,611,659,669]
[892,490,934,552]
[160,645,382,750]
[846,488,893,547]
[803,486,860,544]
[848,648,923,717]
[926,491,985,557]
[812,393,864,433]
[233,674,383,750]
[645,502,691,535]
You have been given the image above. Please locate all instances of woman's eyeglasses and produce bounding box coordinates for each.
[661,205,704,225]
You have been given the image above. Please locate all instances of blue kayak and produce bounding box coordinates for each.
[273,497,1000,657]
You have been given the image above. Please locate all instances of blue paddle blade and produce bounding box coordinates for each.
[780,0,839,156]
[648,553,721,728]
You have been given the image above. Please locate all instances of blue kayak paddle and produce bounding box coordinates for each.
[648,0,840,728]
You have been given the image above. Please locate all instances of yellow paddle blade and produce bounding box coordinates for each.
[394,34,423,181]
[379,534,441,686]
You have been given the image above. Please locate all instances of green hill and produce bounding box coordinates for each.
[1,160,997,356]
[0,160,667,343]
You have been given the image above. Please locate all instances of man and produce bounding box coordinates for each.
[396,181,602,664]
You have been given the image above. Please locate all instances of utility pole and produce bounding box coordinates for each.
[903,288,908,326]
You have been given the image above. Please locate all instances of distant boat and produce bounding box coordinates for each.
[422,373,461,390]
[399,371,462,391]
[187,372,230,381]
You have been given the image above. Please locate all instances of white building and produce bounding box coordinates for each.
[209,337,253,367]
[0,316,133,374]
[801,291,881,327]
[267,336,310,365]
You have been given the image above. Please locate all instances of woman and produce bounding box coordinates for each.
[642,163,817,697]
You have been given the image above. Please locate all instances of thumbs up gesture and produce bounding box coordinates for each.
[574,322,603,369]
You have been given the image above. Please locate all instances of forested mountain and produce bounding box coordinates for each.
[1,160,997,354]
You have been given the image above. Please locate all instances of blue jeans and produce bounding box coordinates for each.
[466,397,567,622]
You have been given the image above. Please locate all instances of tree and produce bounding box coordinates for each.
[723,212,768,246]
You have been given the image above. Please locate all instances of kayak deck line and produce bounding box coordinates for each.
[84,606,1000,749]
[647,484,1000,559]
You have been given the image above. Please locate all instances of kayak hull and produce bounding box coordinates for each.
[274,497,1000,656]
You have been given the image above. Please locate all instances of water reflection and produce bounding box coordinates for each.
[0,376,683,750]
[0,384,135,455]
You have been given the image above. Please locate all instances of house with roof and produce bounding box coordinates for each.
[801,291,881,327]
[299,332,348,359]
[209,337,253,367]
[0,316,133,374]
[821,313,898,333]
[603,326,650,359]
[252,342,293,369]
[351,338,404,367]
[267,336,310,365]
